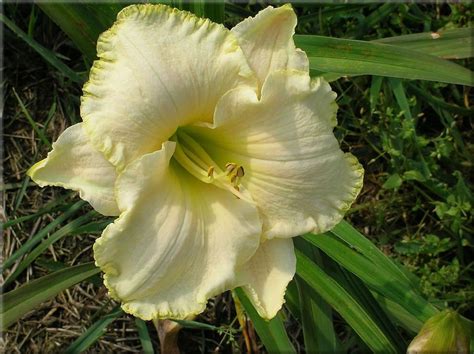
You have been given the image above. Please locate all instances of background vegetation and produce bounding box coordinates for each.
[2,1,472,352]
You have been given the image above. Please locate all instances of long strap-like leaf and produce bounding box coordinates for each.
[375,28,473,59]
[64,306,124,354]
[294,35,473,86]
[37,4,473,86]
[296,250,398,353]
[1,263,100,329]
[234,288,296,354]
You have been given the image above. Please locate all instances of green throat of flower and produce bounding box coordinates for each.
[170,130,248,200]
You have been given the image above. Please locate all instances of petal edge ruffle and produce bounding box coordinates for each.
[94,142,262,320]
[188,70,363,238]
[27,123,119,216]
[81,4,257,171]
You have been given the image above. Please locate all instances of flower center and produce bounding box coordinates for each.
[170,130,247,200]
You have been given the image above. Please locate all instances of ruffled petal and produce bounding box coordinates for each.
[27,123,119,216]
[231,4,308,90]
[188,70,363,238]
[237,238,296,319]
[82,4,256,170]
[94,141,262,320]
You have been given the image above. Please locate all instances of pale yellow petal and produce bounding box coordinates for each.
[237,238,296,319]
[188,70,363,238]
[232,4,308,90]
[27,123,119,216]
[82,4,256,170]
[94,142,262,320]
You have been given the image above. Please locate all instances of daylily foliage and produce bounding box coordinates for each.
[28,4,363,320]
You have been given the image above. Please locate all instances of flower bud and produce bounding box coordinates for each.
[407,310,471,354]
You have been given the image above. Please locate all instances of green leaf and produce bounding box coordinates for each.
[389,78,413,121]
[38,1,224,65]
[135,318,155,354]
[375,28,474,59]
[37,3,473,86]
[224,2,253,18]
[283,280,300,320]
[294,35,473,86]
[369,76,383,112]
[178,0,225,23]
[234,288,296,354]
[403,169,427,181]
[3,200,86,270]
[3,193,73,229]
[356,3,398,38]
[173,319,222,331]
[0,13,82,83]
[294,239,338,353]
[329,261,407,352]
[12,88,51,148]
[203,1,225,24]
[70,220,113,235]
[37,3,122,62]
[3,211,97,287]
[295,250,398,353]
[408,82,472,116]
[65,306,123,354]
[296,277,338,352]
[372,292,424,333]
[286,277,346,351]
[330,221,416,287]
[1,263,100,328]
[383,173,403,189]
[304,228,438,325]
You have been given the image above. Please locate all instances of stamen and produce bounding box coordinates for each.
[172,142,212,183]
[181,144,208,170]
[170,130,251,202]
[207,166,214,177]
[225,163,237,174]
[236,166,245,177]
[179,130,219,171]
[222,162,244,184]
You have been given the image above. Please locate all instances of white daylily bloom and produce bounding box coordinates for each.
[28,4,363,320]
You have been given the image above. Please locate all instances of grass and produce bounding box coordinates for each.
[2,2,472,352]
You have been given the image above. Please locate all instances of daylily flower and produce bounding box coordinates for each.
[28,4,363,320]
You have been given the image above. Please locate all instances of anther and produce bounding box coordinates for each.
[225,163,236,174]
[207,166,214,177]
[236,166,245,177]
